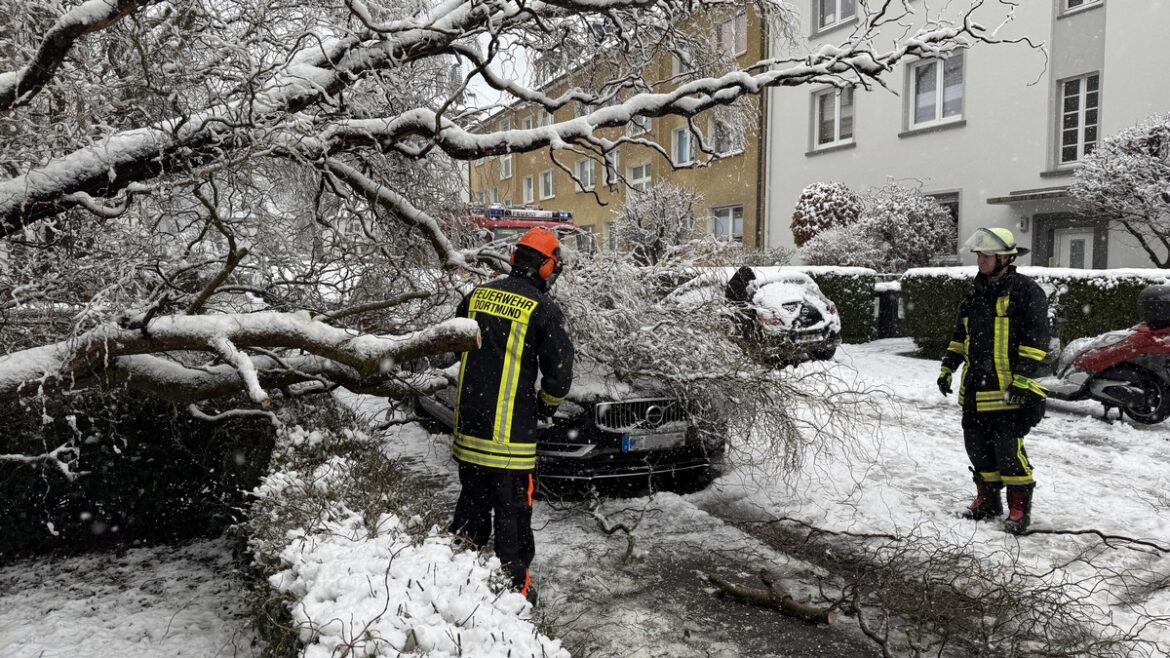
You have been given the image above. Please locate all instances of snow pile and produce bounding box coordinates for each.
[250,424,566,658]
[268,511,565,658]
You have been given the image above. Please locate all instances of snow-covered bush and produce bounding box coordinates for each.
[1071,112,1170,268]
[800,182,956,272]
[800,224,887,270]
[790,182,862,247]
[247,417,567,658]
[611,181,703,266]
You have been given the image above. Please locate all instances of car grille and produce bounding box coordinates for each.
[594,398,688,432]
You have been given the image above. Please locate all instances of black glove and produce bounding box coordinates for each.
[1005,377,1046,407]
[937,368,953,396]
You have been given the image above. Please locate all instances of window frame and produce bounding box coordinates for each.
[815,0,856,32]
[521,116,533,131]
[716,12,748,56]
[709,115,744,156]
[522,175,534,204]
[628,114,651,137]
[603,151,621,186]
[908,54,965,129]
[628,162,651,192]
[1056,72,1101,166]
[812,86,854,148]
[499,152,512,180]
[575,158,596,192]
[1063,0,1101,12]
[539,169,555,199]
[670,48,693,77]
[710,205,744,242]
[672,127,695,165]
[539,111,554,127]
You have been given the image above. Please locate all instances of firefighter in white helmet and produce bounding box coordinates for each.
[937,227,1050,534]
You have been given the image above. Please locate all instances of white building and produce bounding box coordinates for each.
[763,0,1170,268]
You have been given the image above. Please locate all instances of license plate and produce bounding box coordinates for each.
[621,432,685,453]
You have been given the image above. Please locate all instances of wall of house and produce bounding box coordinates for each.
[467,9,767,250]
[763,0,1165,270]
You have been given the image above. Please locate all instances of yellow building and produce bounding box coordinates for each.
[468,8,767,251]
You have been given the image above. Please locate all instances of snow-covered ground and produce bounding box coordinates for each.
[2,338,1166,657]
[0,538,259,658]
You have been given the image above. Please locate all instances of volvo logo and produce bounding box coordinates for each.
[643,405,665,428]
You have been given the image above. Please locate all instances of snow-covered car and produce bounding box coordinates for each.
[667,267,843,364]
[416,361,724,490]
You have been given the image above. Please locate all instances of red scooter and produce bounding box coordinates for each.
[1039,285,1170,424]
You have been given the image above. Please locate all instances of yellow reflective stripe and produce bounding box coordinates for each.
[993,295,1011,392]
[454,431,537,470]
[453,444,536,470]
[977,400,1022,411]
[539,390,566,405]
[494,321,528,443]
[947,341,966,355]
[976,391,1006,400]
[454,432,537,456]
[469,288,537,324]
[978,471,1002,482]
[1018,345,1047,362]
[1012,374,1049,397]
[454,311,476,430]
[1001,474,1034,485]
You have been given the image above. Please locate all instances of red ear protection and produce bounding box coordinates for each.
[514,227,562,281]
[538,249,559,280]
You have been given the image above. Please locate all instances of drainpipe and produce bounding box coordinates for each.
[754,11,769,250]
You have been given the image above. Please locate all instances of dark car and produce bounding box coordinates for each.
[667,267,842,364]
[416,364,724,491]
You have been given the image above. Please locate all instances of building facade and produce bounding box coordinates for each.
[468,9,768,250]
[763,0,1170,269]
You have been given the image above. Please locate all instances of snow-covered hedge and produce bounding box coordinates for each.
[247,423,568,658]
[902,266,1170,356]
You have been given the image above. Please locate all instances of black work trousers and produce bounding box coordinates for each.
[450,461,535,593]
[961,408,1038,487]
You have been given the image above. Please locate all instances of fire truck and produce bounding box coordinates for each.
[466,205,593,252]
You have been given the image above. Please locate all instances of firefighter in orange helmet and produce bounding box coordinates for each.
[449,227,574,604]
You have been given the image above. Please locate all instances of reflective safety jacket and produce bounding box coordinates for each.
[941,267,1050,412]
[453,274,574,471]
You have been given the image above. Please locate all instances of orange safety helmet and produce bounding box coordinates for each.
[512,227,562,281]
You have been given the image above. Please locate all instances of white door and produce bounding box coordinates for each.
[1053,228,1095,268]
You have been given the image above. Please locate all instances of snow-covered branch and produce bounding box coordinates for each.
[0,0,161,111]
[0,312,479,401]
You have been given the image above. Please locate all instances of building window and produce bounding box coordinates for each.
[717,13,748,56]
[578,225,596,255]
[500,153,512,180]
[603,151,621,186]
[539,169,555,199]
[816,0,855,31]
[575,158,596,191]
[814,87,854,147]
[1065,0,1100,10]
[671,48,692,77]
[711,206,744,242]
[910,54,964,127]
[628,163,651,191]
[539,111,554,127]
[672,128,694,165]
[927,192,960,254]
[489,187,499,203]
[1058,73,1100,165]
[629,114,651,137]
[710,115,744,155]
[522,175,534,204]
[521,116,533,131]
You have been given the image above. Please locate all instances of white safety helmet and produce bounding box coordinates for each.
[962,227,1029,256]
